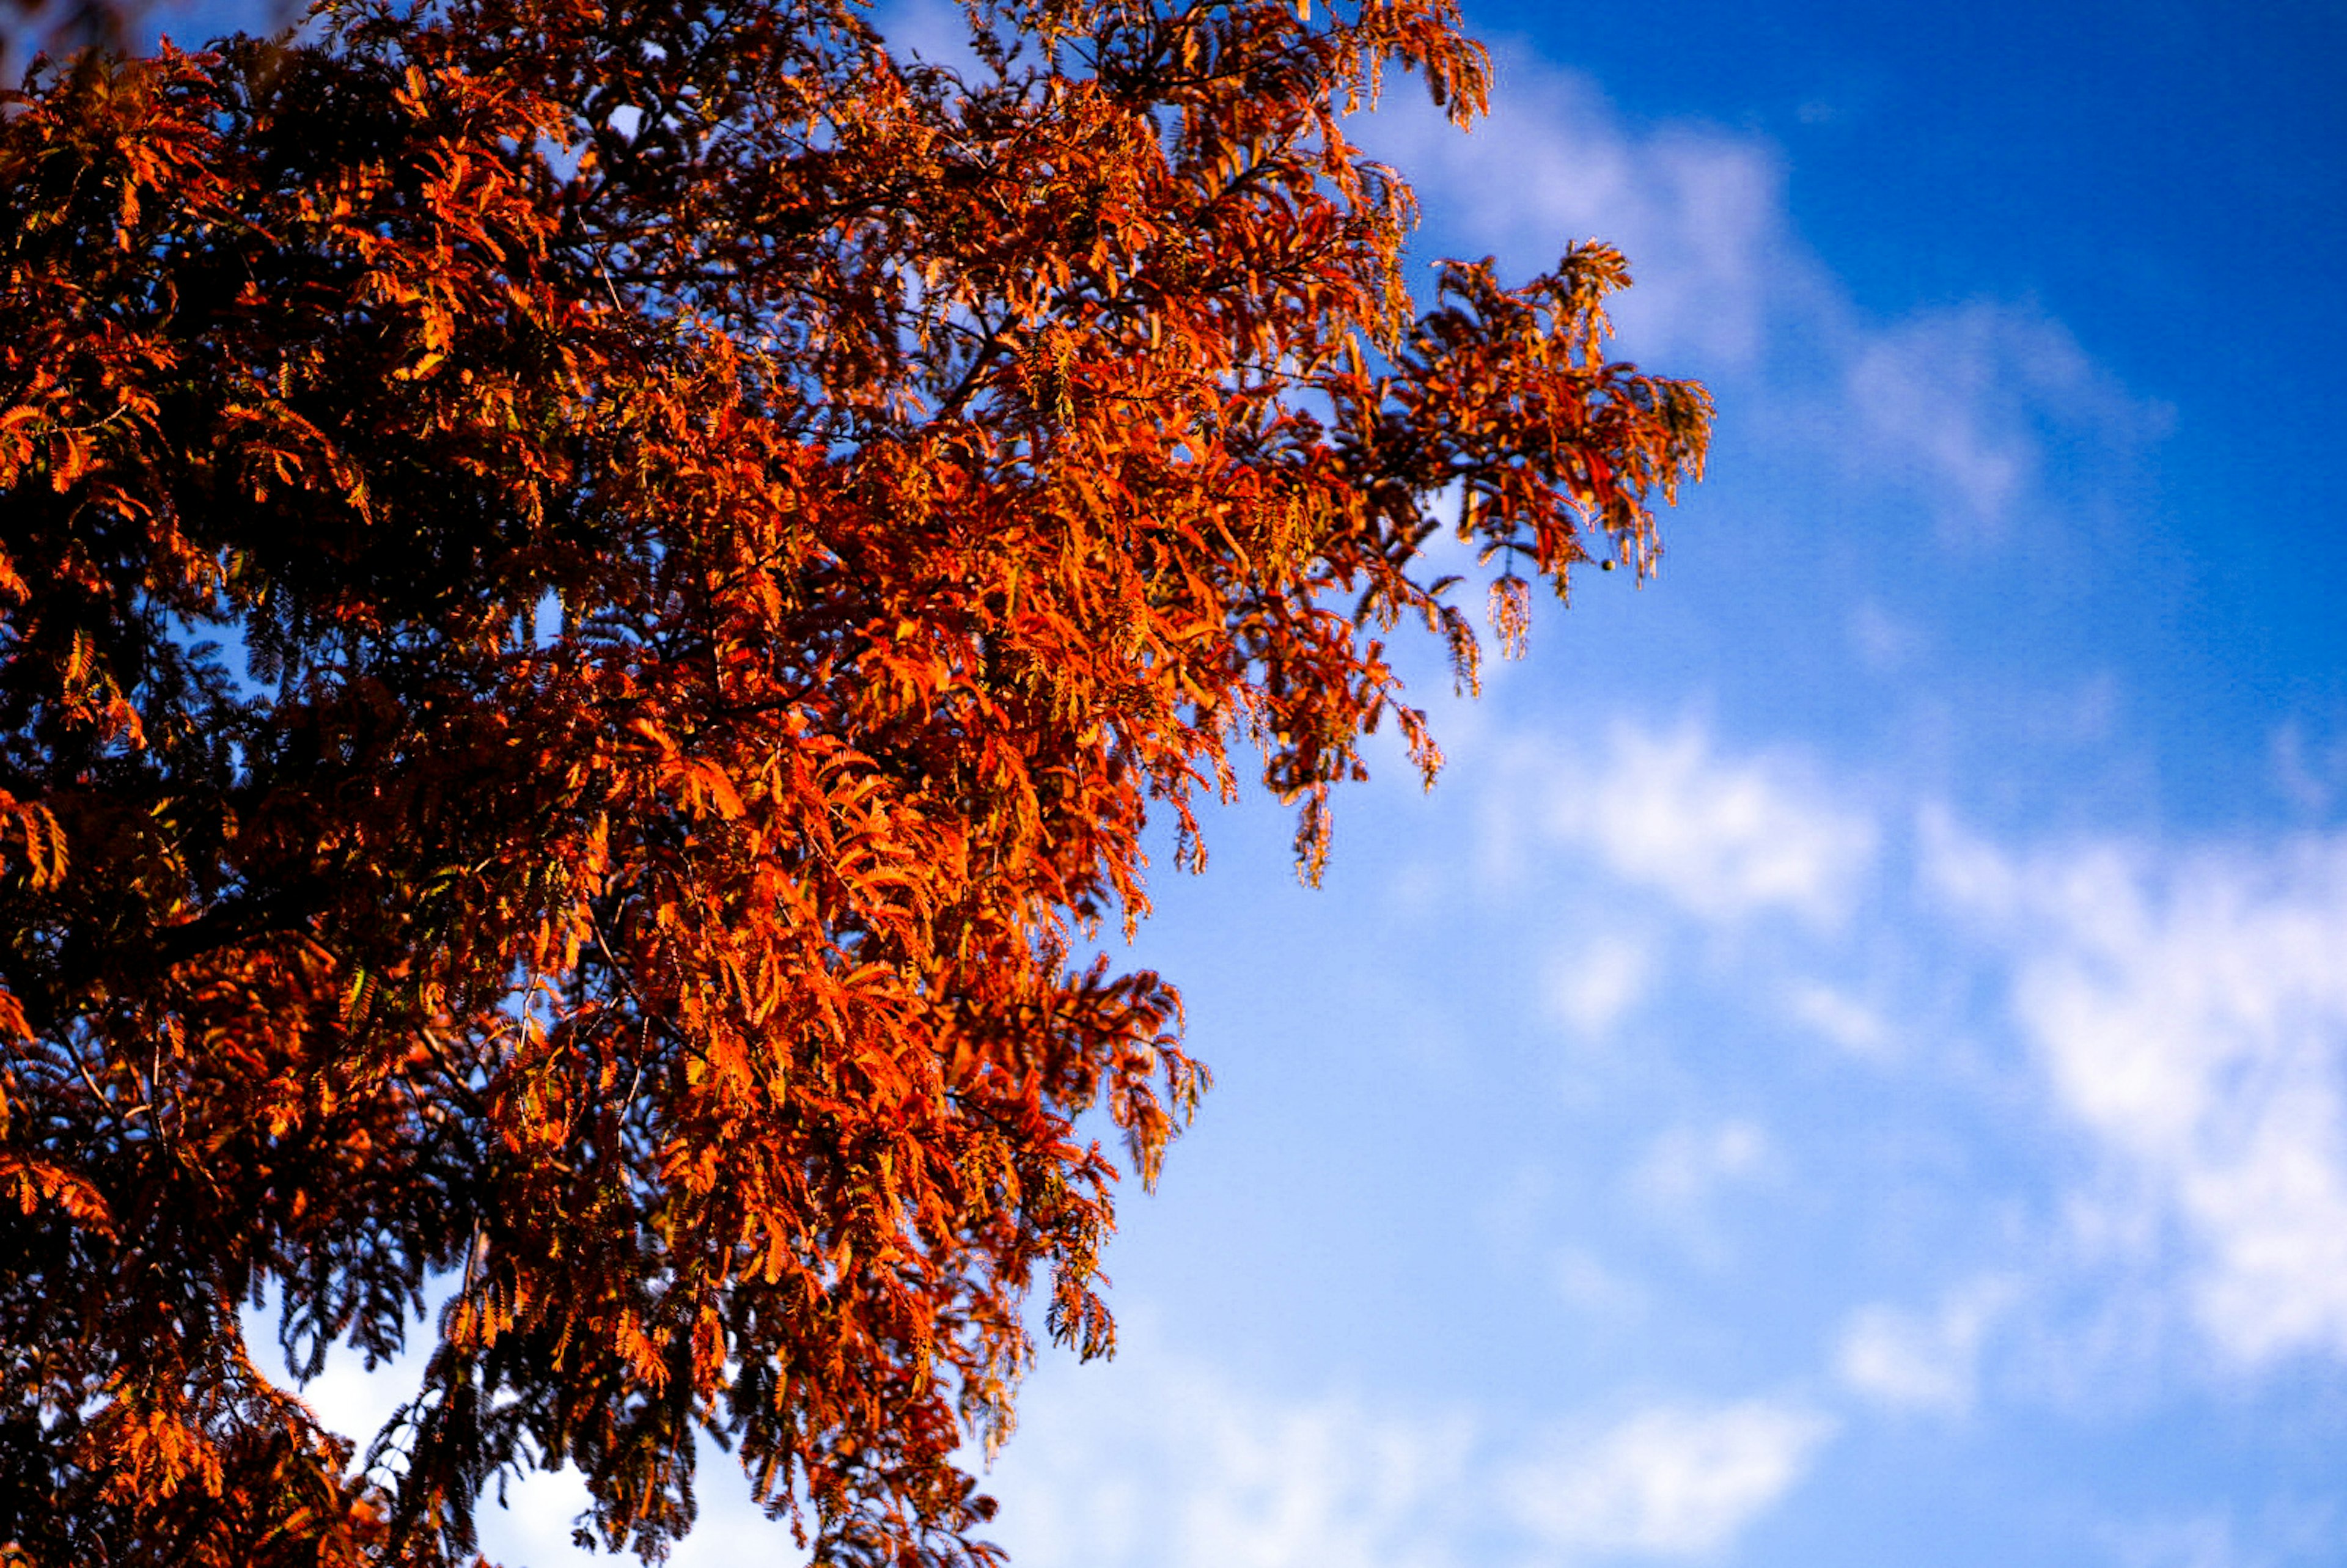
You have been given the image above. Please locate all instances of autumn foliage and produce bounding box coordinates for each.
[0,0,1708,1559]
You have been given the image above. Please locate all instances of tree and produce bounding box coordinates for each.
[0,0,1708,1560]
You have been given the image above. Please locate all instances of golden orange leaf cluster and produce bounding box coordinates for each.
[0,0,1707,1561]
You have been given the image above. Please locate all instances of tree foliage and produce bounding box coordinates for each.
[0,0,1709,1559]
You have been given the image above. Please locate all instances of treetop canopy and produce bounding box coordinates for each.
[0,0,1707,1560]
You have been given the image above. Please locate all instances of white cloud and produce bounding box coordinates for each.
[1846,600,1922,676]
[2107,1514,2249,1568]
[1361,48,2160,542]
[1838,303,2104,543]
[1543,720,1879,928]
[984,1346,1475,1568]
[980,1334,1831,1568]
[1165,1405,1467,1568]
[1552,1248,1652,1321]
[1504,1401,1836,1557]
[1927,818,2347,1366]
[1362,64,1791,371]
[2104,1501,2338,1568]
[2272,721,2347,818]
[242,1285,439,1485]
[1543,931,1658,1036]
[476,1467,604,1565]
[1631,1121,1774,1212]
[1834,1277,2019,1415]
[1784,980,1895,1060]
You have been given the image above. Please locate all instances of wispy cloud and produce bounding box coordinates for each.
[1834,1277,2019,1416]
[1523,719,1880,929]
[1783,979,1897,1060]
[1840,304,2092,542]
[1361,63,1793,371]
[1474,710,2347,1401]
[982,1330,1829,1568]
[1631,1121,1775,1212]
[1361,51,2164,542]
[2107,1513,2252,1568]
[2271,722,2347,818]
[1543,930,1659,1036]
[983,1344,1473,1568]
[1926,818,2347,1366]
[1503,1401,1837,1557]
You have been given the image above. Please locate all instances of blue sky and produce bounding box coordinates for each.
[150,0,2347,1560]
